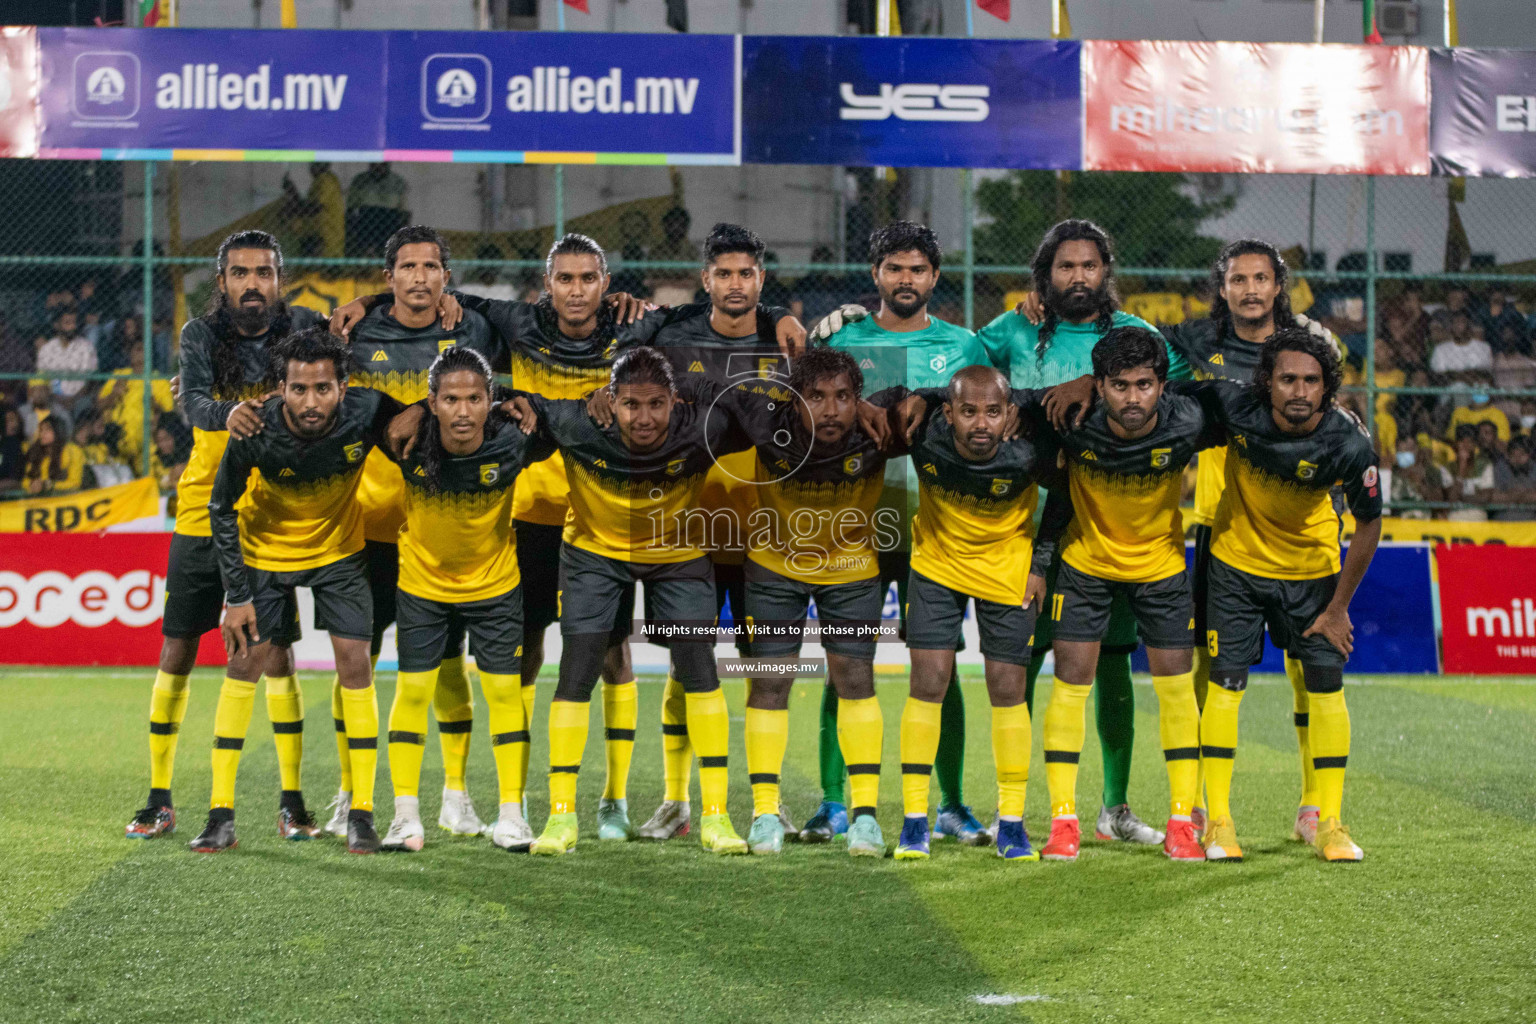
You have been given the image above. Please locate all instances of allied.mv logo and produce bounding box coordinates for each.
[72,52,140,122]
[421,53,492,126]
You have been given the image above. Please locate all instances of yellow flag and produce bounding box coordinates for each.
[1445,0,1459,45]
[1053,0,1071,38]
[0,477,160,533]
[890,0,902,35]
[280,0,297,28]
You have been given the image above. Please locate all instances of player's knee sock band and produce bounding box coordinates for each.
[660,675,693,803]
[547,699,589,815]
[148,669,190,797]
[340,684,380,813]
[331,676,352,792]
[1153,671,1200,818]
[433,654,474,792]
[601,680,638,801]
[836,695,882,820]
[1286,655,1319,808]
[899,697,942,819]
[1043,679,1090,818]
[1304,666,1349,822]
[387,670,436,800]
[992,701,1031,820]
[210,677,257,811]
[817,683,847,804]
[744,706,789,818]
[934,673,966,808]
[1200,681,1245,821]
[264,673,304,797]
[1095,651,1136,808]
[481,672,526,806]
[684,689,731,817]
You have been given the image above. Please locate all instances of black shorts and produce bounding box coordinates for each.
[364,539,399,637]
[396,586,523,675]
[249,550,373,643]
[558,543,713,642]
[905,570,1035,666]
[713,558,750,655]
[163,532,300,645]
[744,559,885,660]
[1206,557,1344,671]
[1191,524,1214,636]
[1031,544,1140,656]
[516,520,563,637]
[1051,561,1194,651]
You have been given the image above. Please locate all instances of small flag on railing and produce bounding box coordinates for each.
[1363,0,1384,43]
[565,0,589,12]
[280,0,297,28]
[666,0,688,32]
[977,0,1010,20]
[1052,0,1071,39]
[135,0,162,26]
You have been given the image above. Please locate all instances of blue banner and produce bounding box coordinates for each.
[742,36,1080,169]
[38,28,387,154]
[384,31,739,160]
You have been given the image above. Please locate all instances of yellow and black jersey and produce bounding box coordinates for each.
[389,415,556,603]
[522,391,750,564]
[210,387,405,605]
[174,306,325,537]
[1176,379,1382,580]
[348,302,503,544]
[1164,318,1347,527]
[1056,392,1224,583]
[904,388,1061,605]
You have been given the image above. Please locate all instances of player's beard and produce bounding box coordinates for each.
[960,428,998,459]
[225,288,274,335]
[289,406,338,440]
[882,284,931,320]
[1231,297,1274,334]
[1109,402,1151,434]
[1279,397,1318,426]
[1047,280,1108,322]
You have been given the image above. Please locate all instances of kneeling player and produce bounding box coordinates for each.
[1037,327,1223,863]
[207,329,406,854]
[381,347,554,852]
[894,367,1065,861]
[1182,327,1380,862]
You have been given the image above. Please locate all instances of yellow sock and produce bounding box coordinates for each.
[837,695,883,818]
[548,700,590,815]
[601,680,638,801]
[684,689,731,816]
[1199,685,1243,821]
[1153,671,1200,817]
[992,702,1031,820]
[1308,688,1351,821]
[744,706,789,817]
[434,654,474,792]
[265,673,304,794]
[482,672,526,805]
[1192,646,1211,810]
[209,677,258,810]
[661,675,693,802]
[1043,679,1090,818]
[148,670,190,793]
[340,684,379,813]
[331,676,352,792]
[1287,655,1319,808]
[518,682,536,806]
[899,697,942,818]
[387,669,436,800]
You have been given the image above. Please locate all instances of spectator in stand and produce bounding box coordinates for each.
[761,251,794,311]
[1492,437,1536,522]
[1516,399,1536,438]
[1477,419,1505,461]
[1430,310,1493,382]
[1394,284,1433,364]
[1387,434,1451,519]
[74,414,132,488]
[281,161,345,259]
[1432,286,1472,334]
[97,338,173,467]
[0,405,24,491]
[19,380,71,443]
[150,412,191,495]
[36,308,98,408]
[346,162,411,258]
[22,417,84,495]
[1344,337,1406,454]
[647,205,696,307]
[1447,423,1495,521]
[1480,290,1528,356]
[1445,379,1510,445]
[1380,305,1424,374]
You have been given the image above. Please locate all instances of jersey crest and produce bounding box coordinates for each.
[1296,458,1318,481]
[344,441,365,463]
[843,454,863,476]
[1151,447,1172,469]
[990,478,1011,496]
[479,463,500,485]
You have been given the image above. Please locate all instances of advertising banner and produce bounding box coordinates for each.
[36,27,388,156]
[0,27,39,158]
[1340,514,1536,547]
[742,35,1080,168]
[385,31,739,162]
[1437,543,1536,674]
[1430,48,1536,178]
[1083,40,1429,175]
[0,477,159,533]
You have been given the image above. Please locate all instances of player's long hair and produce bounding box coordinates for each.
[788,345,863,399]
[417,346,500,495]
[1255,326,1342,412]
[608,346,675,395]
[208,230,292,394]
[1031,219,1118,361]
[536,233,616,342]
[1209,238,1296,339]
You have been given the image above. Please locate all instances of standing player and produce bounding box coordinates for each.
[125,230,321,843]
[1161,238,1345,843]
[982,220,1191,849]
[1178,328,1380,862]
[379,348,554,852]
[1034,327,1221,863]
[205,329,406,854]
[814,221,994,845]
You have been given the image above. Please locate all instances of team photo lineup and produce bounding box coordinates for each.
[124,211,1381,868]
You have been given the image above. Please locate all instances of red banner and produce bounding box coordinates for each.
[0,533,225,666]
[1083,40,1429,175]
[0,27,38,159]
[1437,544,1536,674]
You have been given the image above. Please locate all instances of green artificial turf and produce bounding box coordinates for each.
[1,669,1532,1023]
